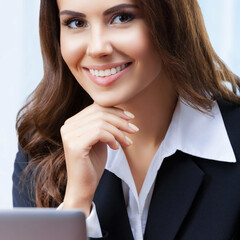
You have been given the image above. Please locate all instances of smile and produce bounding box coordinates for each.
[89,63,130,77]
[83,62,133,87]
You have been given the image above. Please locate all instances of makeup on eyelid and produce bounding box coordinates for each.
[61,11,137,29]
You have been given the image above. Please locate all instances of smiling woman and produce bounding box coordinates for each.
[58,0,164,107]
[12,0,240,240]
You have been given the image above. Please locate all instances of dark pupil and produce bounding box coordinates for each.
[119,15,129,22]
[76,20,84,27]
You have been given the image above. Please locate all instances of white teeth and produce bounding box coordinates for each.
[105,69,111,76]
[111,68,117,74]
[89,64,128,77]
[99,70,104,77]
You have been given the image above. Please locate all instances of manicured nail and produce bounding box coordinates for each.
[125,136,133,145]
[115,141,120,149]
[128,123,139,132]
[124,111,135,119]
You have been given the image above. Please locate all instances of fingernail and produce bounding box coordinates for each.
[125,136,133,145]
[124,111,135,119]
[128,123,139,132]
[115,141,120,149]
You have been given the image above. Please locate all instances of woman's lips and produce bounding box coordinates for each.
[83,62,132,87]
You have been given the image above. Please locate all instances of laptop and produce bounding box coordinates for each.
[0,208,87,240]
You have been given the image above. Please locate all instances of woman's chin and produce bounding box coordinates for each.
[93,99,121,108]
[92,95,127,108]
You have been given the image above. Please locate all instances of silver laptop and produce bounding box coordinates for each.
[0,208,87,240]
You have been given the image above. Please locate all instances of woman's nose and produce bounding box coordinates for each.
[86,28,113,58]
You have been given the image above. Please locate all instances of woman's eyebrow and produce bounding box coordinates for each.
[59,4,139,18]
[59,10,86,18]
[103,4,139,16]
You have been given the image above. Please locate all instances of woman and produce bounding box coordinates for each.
[13,0,240,239]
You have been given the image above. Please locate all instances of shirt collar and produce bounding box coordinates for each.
[163,98,236,163]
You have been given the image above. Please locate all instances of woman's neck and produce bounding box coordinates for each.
[117,71,177,194]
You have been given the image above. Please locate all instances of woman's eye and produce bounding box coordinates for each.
[111,13,135,24]
[63,19,86,29]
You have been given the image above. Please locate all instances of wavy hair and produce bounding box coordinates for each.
[17,0,240,207]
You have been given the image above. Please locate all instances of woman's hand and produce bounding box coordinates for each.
[60,103,138,216]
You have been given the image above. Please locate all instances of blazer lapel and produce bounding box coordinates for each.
[144,151,205,240]
[94,170,134,240]
[218,99,240,158]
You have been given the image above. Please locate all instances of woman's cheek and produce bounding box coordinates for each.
[60,34,86,69]
[111,23,153,60]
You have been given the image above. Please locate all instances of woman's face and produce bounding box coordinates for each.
[58,0,163,107]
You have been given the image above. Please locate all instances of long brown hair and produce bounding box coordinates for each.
[17,0,240,207]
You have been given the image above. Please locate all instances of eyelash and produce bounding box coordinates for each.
[62,12,136,30]
[62,18,86,29]
[111,12,136,24]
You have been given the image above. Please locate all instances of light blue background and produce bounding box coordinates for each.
[199,0,240,75]
[0,0,239,208]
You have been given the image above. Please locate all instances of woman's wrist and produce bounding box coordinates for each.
[62,197,92,217]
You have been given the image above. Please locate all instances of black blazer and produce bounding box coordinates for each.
[12,99,240,240]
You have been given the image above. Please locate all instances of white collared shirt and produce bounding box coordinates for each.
[80,99,236,240]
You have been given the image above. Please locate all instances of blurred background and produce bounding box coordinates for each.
[0,0,239,208]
